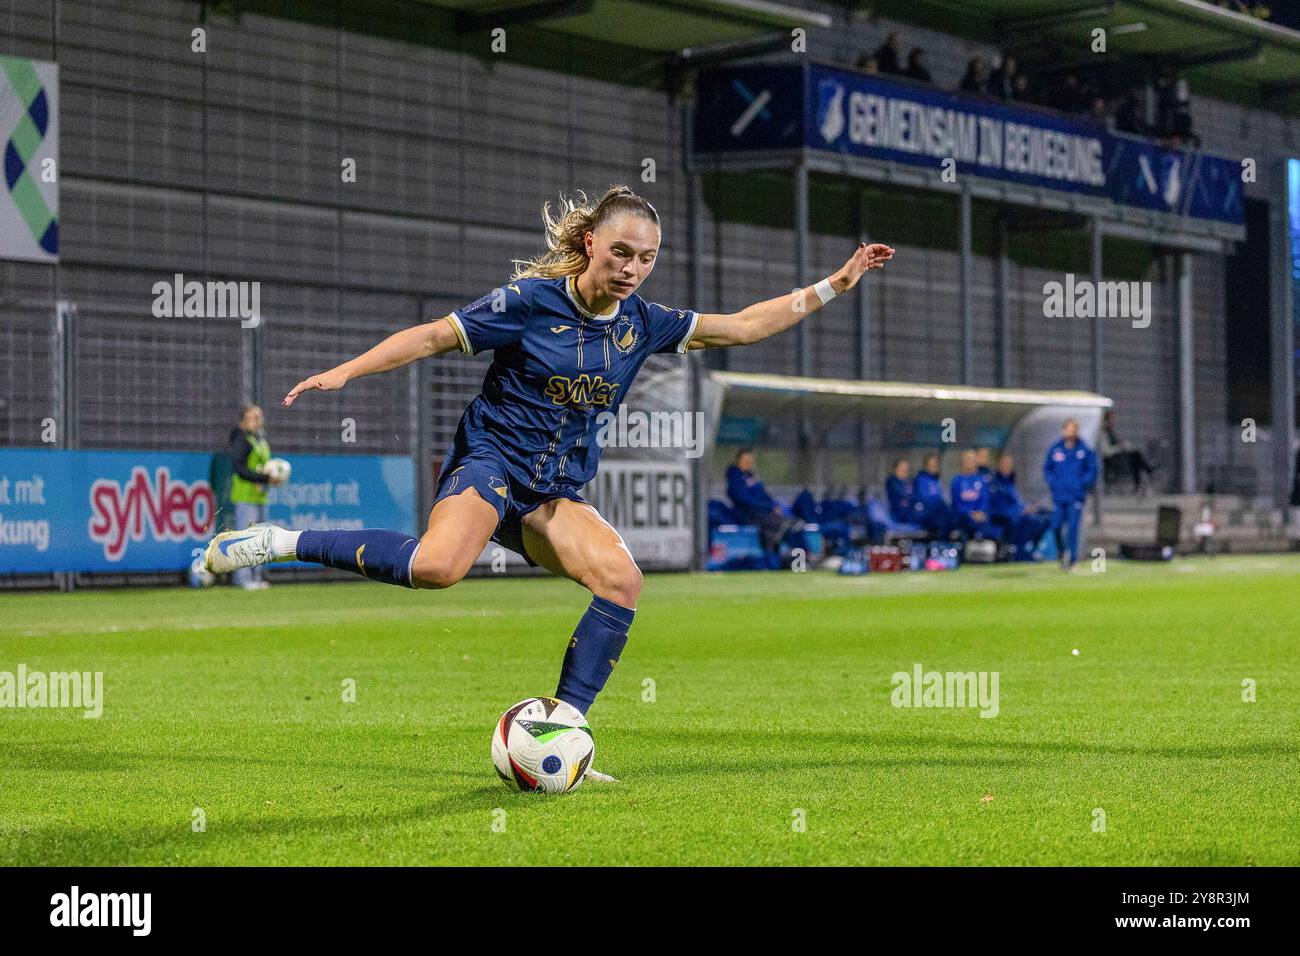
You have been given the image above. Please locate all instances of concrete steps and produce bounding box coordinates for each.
[1086,493,1297,555]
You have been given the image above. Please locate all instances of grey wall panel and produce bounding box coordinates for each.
[58,0,204,100]
[61,179,205,269]
[205,194,340,284]
[63,85,206,186]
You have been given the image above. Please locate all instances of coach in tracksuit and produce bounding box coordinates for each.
[1042,418,1098,570]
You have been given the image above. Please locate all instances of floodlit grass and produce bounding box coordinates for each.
[1,554,1298,865]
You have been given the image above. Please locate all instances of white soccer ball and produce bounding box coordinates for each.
[264,457,291,483]
[491,697,594,794]
[188,557,215,588]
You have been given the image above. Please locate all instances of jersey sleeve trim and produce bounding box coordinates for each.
[446,311,473,355]
[674,310,701,354]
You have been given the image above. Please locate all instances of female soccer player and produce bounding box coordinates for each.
[206,185,893,752]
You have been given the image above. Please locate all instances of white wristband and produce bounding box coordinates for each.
[813,277,838,305]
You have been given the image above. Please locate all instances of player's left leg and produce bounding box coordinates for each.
[521,498,642,718]
[1066,500,1085,565]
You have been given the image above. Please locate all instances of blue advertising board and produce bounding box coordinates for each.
[0,448,415,574]
[695,63,1243,226]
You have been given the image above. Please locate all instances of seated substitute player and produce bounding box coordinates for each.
[988,453,1049,560]
[950,449,1000,542]
[885,458,919,525]
[726,448,796,560]
[1043,417,1098,571]
[914,452,952,539]
[204,185,894,776]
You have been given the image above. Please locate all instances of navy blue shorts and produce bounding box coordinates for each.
[433,447,587,566]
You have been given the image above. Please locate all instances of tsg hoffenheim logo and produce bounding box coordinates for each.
[816,79,845,145]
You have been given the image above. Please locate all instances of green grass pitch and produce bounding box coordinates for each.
[2,555,1298,866]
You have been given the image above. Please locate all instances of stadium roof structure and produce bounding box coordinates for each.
[863,0,1300,114]
[237,0,832,86]
[712,370,1111,428]
[431,0,832,53]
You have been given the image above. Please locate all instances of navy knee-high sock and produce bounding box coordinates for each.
[296,529,420,587]
[555,596,634,716]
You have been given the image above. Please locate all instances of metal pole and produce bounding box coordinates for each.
[53,300,76,591]
[251,316,264,410]
[412,296,430,523]
[1090,217,1104,524]
[794,158,811,378]
[856,188,871,380]
[1270,174,1296,510]
[959,183,973,384]
[996,209,1011,387]
[684,95,708,571]
[794,157,812,455]
[1090,216,1104,394]
[1178,252,1197,494]
[856,189,870,491]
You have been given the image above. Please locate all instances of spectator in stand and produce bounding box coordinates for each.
[857,53,880,75]
[905,48,932,85]
[1057,74,1087,113]
[915,452,952,539]
[873,33,903,75]
[1155,73,1199,147]
[1099,409,1156,494]
[1087,96,1110,129]
[959,56,987,95]
[989,454,1050,560]
[726,449,795,558]
[1114,91,1146,135]
[975,447,993,477]
[951,450,1000,541]
[1011,73,1033,104]
[985,55,1018,102]
[1043,418,1098,571]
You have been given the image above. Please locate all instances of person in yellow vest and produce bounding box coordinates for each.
[227,404,284,589]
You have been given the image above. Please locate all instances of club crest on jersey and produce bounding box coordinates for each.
[545,374,620,409]
[612,316,638,354]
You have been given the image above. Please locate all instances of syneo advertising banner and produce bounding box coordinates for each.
[0,449,414,573]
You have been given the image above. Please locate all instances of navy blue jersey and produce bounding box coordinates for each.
[950,472,990,516]
[445,276,699,491]
[916,470,946,505]
[885,475,918,523]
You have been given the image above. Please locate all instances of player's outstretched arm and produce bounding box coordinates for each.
[282,317,463,406]
[688,242,893,349]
